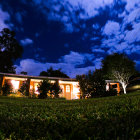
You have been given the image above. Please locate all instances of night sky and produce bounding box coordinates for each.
[0,0,140,77]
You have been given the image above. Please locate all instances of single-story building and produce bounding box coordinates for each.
[0,73,121,99]
[0,73,81,100]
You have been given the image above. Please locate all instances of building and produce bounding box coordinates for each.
[0,73,80,100]
[0,73,121,99]
[106,80,121,93]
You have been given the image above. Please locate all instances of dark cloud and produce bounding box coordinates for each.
[20,38,34,46]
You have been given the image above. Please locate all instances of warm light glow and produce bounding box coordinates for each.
[11,80,20,90]
[34,83,39,94]
[60,85,64,93]
[59,80,80,99]
[60,85,64,97]
[30,85,33,89]
[66,85,70,92]
[72,83,80,99]
[106,83,109,91]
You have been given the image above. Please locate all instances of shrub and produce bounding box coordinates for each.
[2,81,13,96]
[104,88,118,97]
[50,81,62,98]
[38,79,51,99]
[18,81,29,96]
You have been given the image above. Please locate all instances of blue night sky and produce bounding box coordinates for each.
[0,0,140,77]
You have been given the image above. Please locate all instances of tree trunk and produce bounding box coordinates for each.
[122,83,127,94]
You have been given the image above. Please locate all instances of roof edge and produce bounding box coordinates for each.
[0,72,76,81]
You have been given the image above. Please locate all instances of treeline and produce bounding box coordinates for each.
[77,53,138,98]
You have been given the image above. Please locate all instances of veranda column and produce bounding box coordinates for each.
[117,83,121,94]
[26,78,31,96]
[0,76,5,95]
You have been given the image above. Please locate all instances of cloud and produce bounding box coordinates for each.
[65,0,114,18]
[92,24,100,30]
[31,0,115,32]
[127,8,140,23]
[131,45,140,54]
[15,58,95,78]
[15,51,98,78]
[0,7,12,31]
[59,51,94,66]
[90,37,99,41]
[98,2,140,57]
[124,0,140,12]
[124,22,140,44]
[15,12,22,23]
[28,0,140,74]
[20,38,34,46]
[102,21,120,36]
[92,48,105,53]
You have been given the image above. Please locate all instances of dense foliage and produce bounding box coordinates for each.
[0,92,140,139]
[1,81,12,96]
[0,28,23,73]
[50,80,62,98]
[77,69,117,98]
[102,53,136,94]
[18,81,29,96]
[38,79,62,99]
[38,79,51,99]
[40,67,69,78]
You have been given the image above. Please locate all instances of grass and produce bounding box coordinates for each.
[0,91,140,139]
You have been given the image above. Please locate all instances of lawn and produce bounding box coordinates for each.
[0,91,140,139]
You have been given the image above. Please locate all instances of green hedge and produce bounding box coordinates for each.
[0,92,140,139]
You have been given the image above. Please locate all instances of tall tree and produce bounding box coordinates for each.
[0,28,23,73]
[40,67,69,78]
[102,53,136,94]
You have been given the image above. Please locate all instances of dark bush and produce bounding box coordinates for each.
[50,81,62,98]
[104,88,118,97]
[2,81,12,96]
[18,81,29,96]
[38,79,51,99]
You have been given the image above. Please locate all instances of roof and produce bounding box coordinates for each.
[0,72,77,81]
[105,80,120,83]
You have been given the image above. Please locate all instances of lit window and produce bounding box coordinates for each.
[11,80,20,91]
[34,83,39,94]
[73,83,80,99]
[66,85,70,92]
[30,85,33,90]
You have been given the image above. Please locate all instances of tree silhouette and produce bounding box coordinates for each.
[0,28,23,73]
[40,67,69,78]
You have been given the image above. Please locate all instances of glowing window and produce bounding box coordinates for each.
[34,83,39,94]
[30,85,33,90]
[11,80,19,90]
[66,85,70,93]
